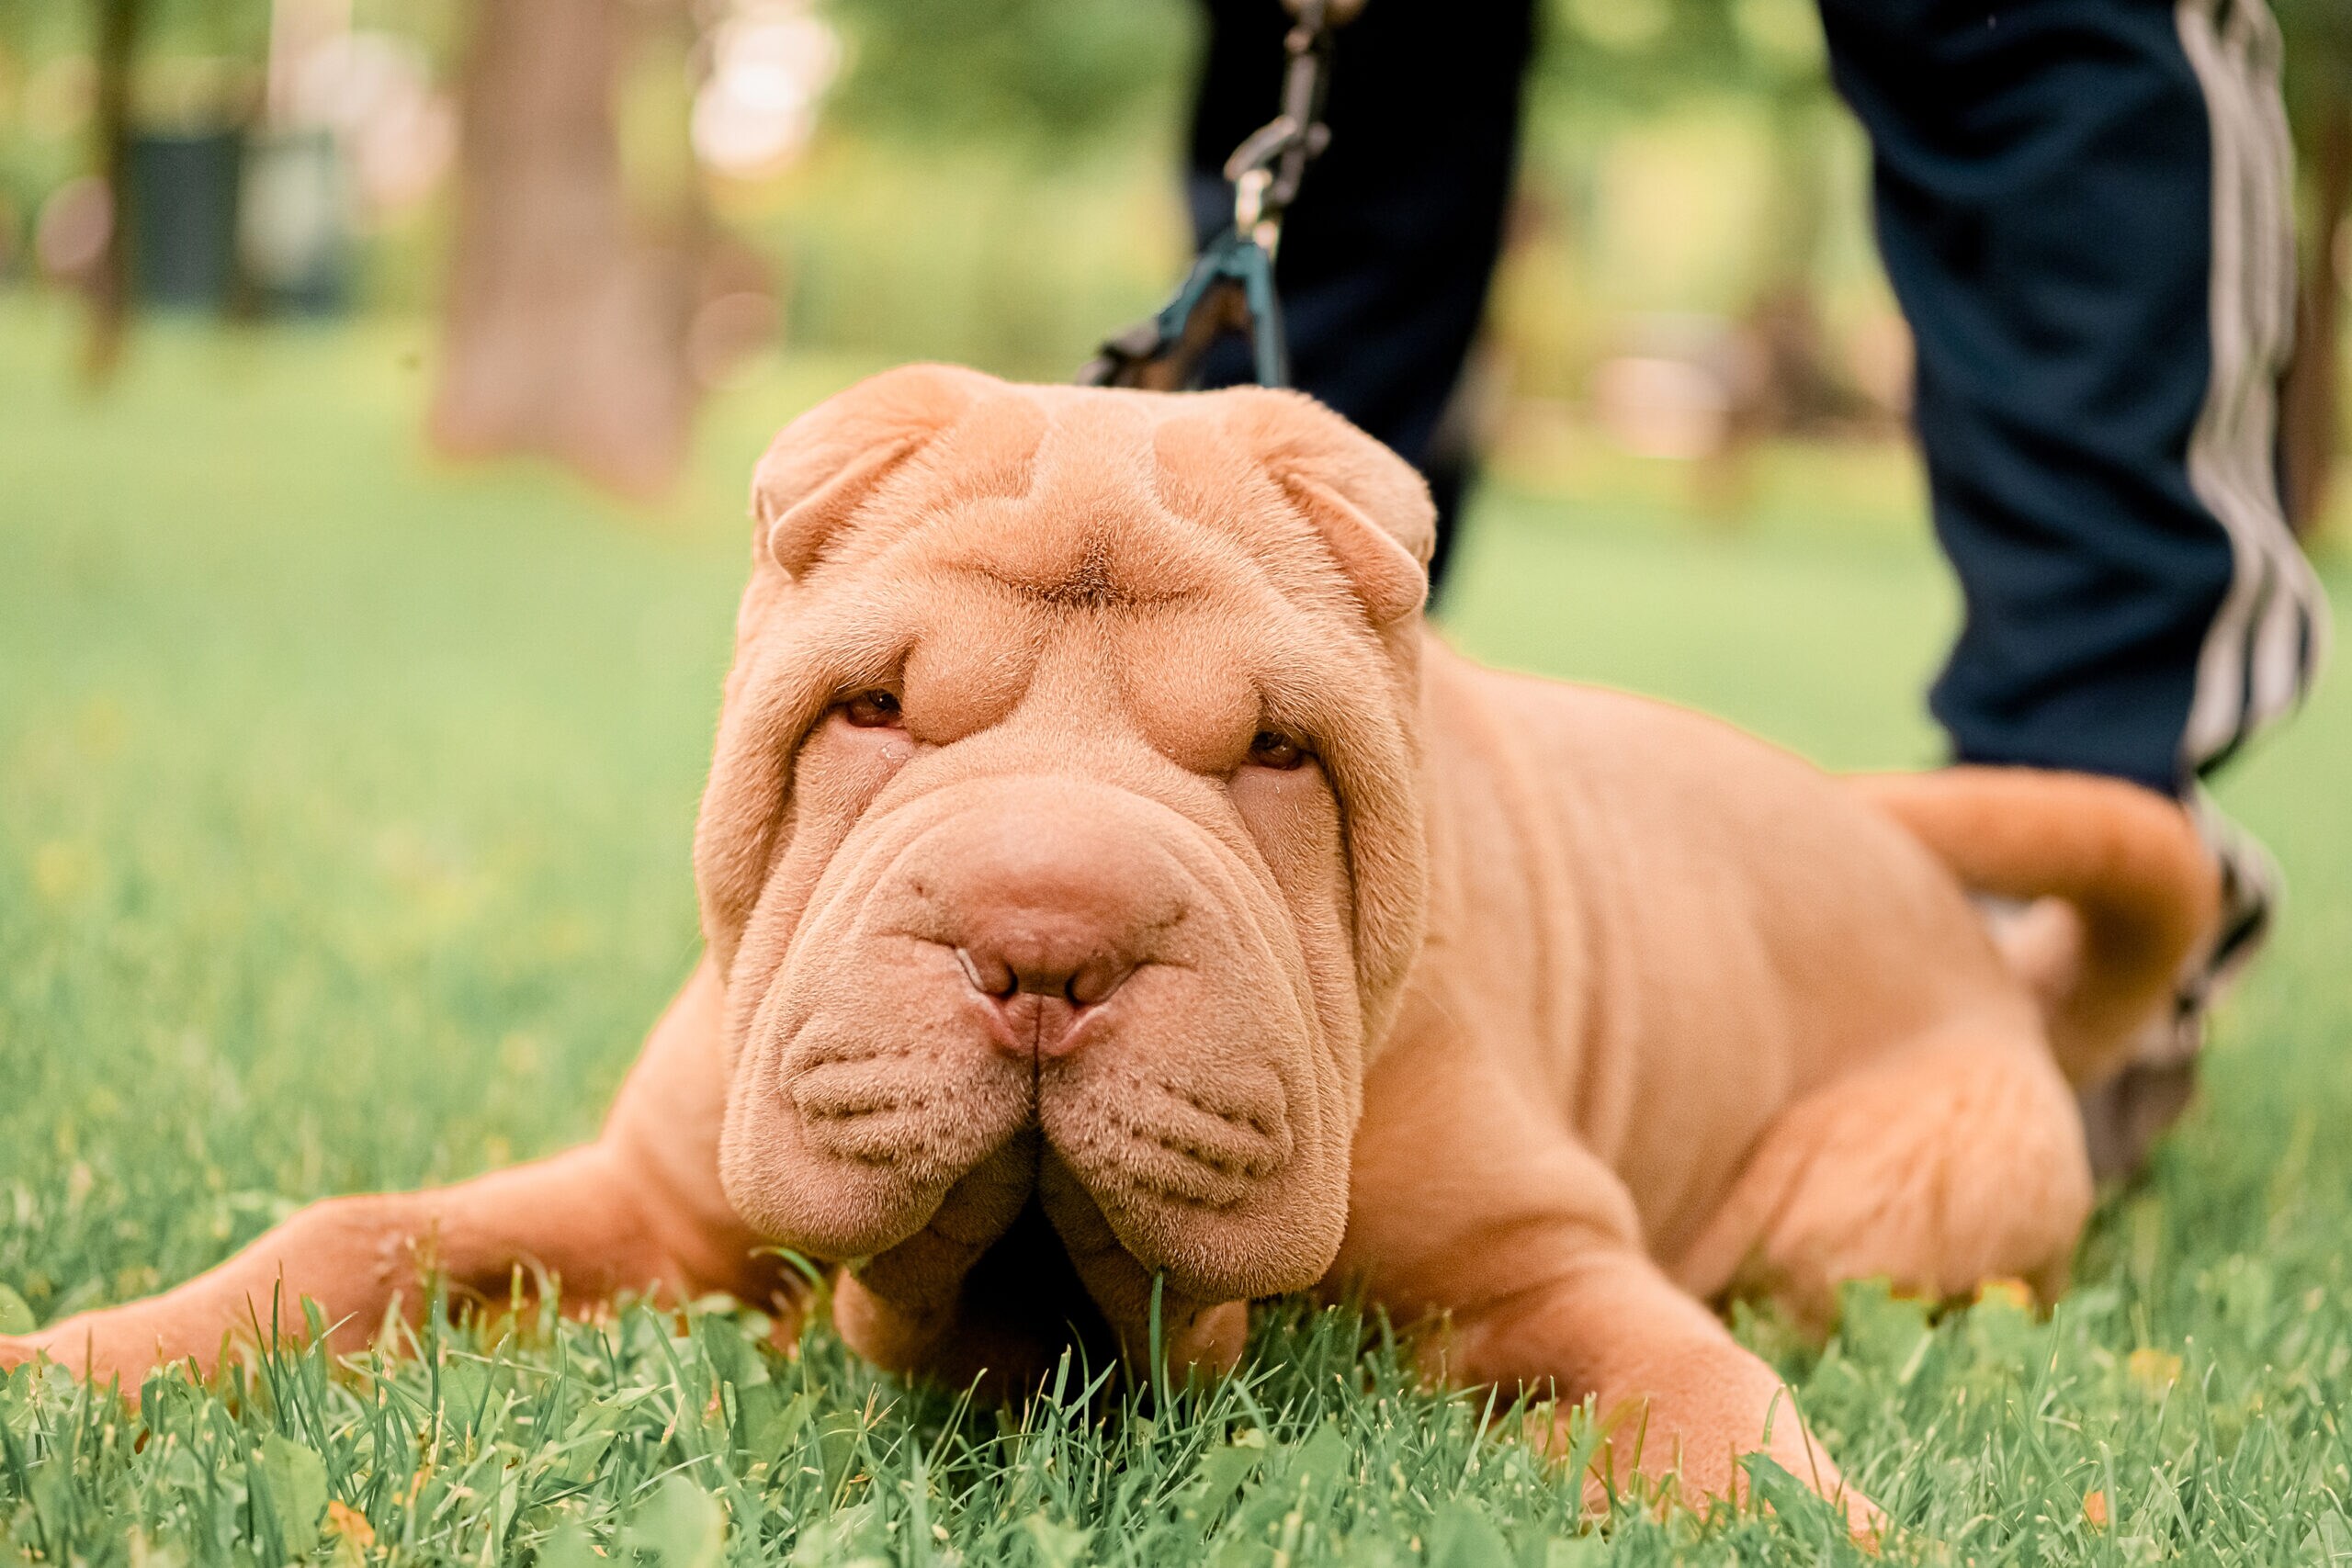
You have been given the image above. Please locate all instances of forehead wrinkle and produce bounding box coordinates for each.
[805,386,1050,578]
[1026,401,1158,530]
[1227,571,1392,745]
[948,558,1200,612]
[1148,409,1341,604]
[931,405,1239,612]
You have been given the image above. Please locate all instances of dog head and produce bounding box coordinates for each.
[693,366,1432,1376]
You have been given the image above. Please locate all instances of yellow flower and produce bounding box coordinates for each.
[326,1500,377,1549]
[1974,1278,2033,1311]
[2127,1347,2182,1393]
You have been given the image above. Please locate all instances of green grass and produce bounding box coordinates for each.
[3,299,2350,1565]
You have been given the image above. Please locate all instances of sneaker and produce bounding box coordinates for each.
[2075,795,2278,1182]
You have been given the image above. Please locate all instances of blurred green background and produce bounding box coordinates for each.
[1,0,2346,524]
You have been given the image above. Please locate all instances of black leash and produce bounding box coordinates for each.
[1077,0,1337,391]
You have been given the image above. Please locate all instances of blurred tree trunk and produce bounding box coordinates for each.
[1736,88,1871,438]
[2283,95,2347,538]
[1700,86,1870,521]
[84,0,142,383]
[428,0,706,501]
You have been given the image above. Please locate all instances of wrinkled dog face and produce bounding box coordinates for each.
[692,367,1433,1368]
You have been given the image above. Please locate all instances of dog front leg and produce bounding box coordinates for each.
[3,961,788,1392]
[1346,1029,1879,1538]
[1440,1242,1880,1538]
[0,1144,752,1392]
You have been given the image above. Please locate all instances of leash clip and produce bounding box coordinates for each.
[1076,0,1336,390]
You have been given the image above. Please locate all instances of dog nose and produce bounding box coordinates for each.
[951,911,1140,1059]
[916,796,1179,1058]
[954,939,1133,1008]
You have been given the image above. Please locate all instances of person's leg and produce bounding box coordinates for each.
[1817,0,2328,1172]
[1187,0,1535,595]
[1818,0,2324,793]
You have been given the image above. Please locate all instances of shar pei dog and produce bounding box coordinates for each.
[4,367,2219,1529]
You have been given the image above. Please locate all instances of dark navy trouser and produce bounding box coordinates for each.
[1188,0,2326,795]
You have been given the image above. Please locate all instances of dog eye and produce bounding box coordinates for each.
[842,689,902,728]
[1248,729,1310,770]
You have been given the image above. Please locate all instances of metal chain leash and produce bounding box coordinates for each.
[1077,0,1338,390]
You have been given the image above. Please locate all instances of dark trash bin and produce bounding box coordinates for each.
[130,129,243,310]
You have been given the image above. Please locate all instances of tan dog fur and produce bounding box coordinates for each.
[2,368,2220,1529]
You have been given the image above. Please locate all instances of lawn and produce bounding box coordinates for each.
[3,300,2350,1565]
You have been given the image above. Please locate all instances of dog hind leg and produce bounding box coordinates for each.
[1668,1021,2093,1329]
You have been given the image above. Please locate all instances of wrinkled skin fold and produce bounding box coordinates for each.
[6,367,2226,1540]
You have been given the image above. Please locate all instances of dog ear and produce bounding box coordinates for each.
[751,363,1001,578]
[1216,389,1437,626]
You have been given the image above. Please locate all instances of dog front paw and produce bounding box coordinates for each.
[0,1312,197,1398]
